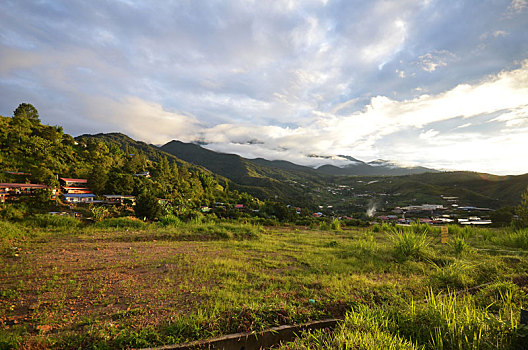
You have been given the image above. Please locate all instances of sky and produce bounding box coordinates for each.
[1,0,527,175]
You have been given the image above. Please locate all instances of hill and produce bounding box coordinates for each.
[159,140,528,212]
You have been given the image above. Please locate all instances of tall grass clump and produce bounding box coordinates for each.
[390,227,430,260]
[400,290,522,349]
[158,214,183,227]
[278,304,417,350]
[0,220,29,255]
[281,287,524,349]
[429,261,475,290]
[330,217,341,231]
[93,217,148,229]
[187,222,261,240]
[0,220,26,240]
[450,236,470,256]
[496,228,528,249]
[25,214,81,229]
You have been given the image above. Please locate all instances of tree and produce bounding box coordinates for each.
[88,165,108,195]
[490,206,514,227]
[13,103,40,122]
[515,186,528,228]
[134,190,162,221]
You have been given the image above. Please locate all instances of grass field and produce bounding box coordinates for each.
[1,219,528,349]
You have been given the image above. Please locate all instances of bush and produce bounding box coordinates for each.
[390,228,430,261]
[330,217,341,231]
[280,288,523,349]
[0,220,26,240]
[134,191,162,221]
[158,214,183,227]
[450,236,469,256]
[430,261,474,290]
[25,214,80,229]
[496,229,528,249]
[186,223,261,240]
[93,217,148,229]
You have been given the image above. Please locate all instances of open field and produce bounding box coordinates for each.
[1,220,528,349]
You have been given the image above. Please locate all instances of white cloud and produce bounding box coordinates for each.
[508,0,527,14]
[196,61,528,173]
[417,50,456,72]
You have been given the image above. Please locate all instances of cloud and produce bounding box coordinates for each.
[417,50,456,72]
[81,96,201,144]
[0,0,527,175]
[507,0,527,14]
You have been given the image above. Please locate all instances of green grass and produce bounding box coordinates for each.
[280,283,527,349]
[1,222,528,349]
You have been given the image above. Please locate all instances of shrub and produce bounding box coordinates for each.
[430,261,474,290]
[0,220,26,240]
[187,223,261,240]
[330,217,341,231]
[93,217,147,229]
[450,236,469,256]
[25,214,80,229]
[158,215,183,227]
[134,191,162,221]
[496,229,528,249]
[390,229,430,260]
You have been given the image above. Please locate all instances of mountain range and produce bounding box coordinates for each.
[78,133,528,212]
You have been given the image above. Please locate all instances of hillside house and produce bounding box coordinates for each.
[63,193,95,203]
[103,195,136,205]
[60,178,92,195]
[0,183,56,203]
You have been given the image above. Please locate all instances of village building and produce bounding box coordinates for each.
[0,183,56,203]
[63,193,95,203]
[59,178,92,196]
[103,195,136,205]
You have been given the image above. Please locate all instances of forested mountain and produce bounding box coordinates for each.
[0,106,256,212]
[159,140,528,211]
[2,104,527,216]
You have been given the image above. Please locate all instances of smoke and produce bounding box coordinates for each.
[366,200,377,217]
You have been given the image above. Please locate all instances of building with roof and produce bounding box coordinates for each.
[0,183,56,203]
[59,178,92,195]
[63,193,95,203]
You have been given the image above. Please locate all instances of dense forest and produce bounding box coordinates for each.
[0,103,264,219]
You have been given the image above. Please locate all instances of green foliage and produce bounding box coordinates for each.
[13,102,40,122]
[134,191,162,221]
[25,214,81,229]
[496,229,528,249]
[514,186,528,228]
[390,226,430,260]
[450,236,469,256]
[158,214,183,227]
[330,217,341,231]
[430,261,474,289]
[90,205,109,222]
[490,206,515,227]
[282,287,524,350]
[185,222,262,240]
[93,217,147,229]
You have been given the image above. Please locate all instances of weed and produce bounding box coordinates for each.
[330,218,341,231]
[93,216,148,229]
[25,214,81,229]
[390,228,430,260]
[429,261,474,290]
[450,236,469,256]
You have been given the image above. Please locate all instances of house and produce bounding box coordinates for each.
[235,204,244,209]
[63,193,95,203]
[0,183,55,203]
[133,171,150,177]
[103,195,136,205]
[60,178,88,187]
